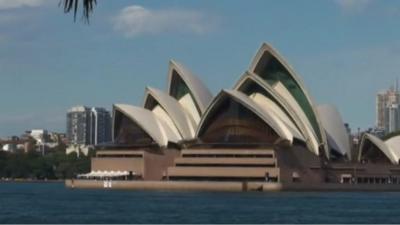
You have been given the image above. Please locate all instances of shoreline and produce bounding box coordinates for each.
[4,179,400,192]
[64,179,400,192]
[0,179,65,183]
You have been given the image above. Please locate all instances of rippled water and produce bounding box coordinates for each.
[0,182,399,223]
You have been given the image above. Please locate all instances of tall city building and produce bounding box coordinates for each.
[376,80,400,133]
[386,103,400,133]
[376,92,387,129]
[67,106,111,145]
[90,107,112,145]
[67,106,91,145]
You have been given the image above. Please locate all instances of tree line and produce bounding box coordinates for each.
[0,150,92,180]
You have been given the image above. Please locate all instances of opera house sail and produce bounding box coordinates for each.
[167,60,213,126]
[113,104,180,147]
[197,89,303,145]
[248,43,328,156]
[317,105,351,159]
[68,42,400,191]
[358,133,400,164]
[143,87,196,140]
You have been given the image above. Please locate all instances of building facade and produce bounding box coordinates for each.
[386,103,400,133]
[67,106,91,145]
[90,107,112,145]
[67,106,112,146]
[376,84,400,133]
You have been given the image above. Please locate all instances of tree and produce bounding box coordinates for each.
[62,0,96,23]
[0,150,91,180]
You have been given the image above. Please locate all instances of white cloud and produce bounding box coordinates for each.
[334,0,374,12]
[112,5,217,38]
[0,0,48,10]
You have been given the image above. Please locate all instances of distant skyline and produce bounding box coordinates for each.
[1,0,400,136]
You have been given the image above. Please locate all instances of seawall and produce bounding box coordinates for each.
[65,179,400,192]
[65,179,282,192]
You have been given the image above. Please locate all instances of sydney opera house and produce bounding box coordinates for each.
[69,43,400,191]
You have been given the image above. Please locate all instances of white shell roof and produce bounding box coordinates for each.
[113,104,180,147]
[385,135,400,163]
[143,87,197,139]
[273,81,321,155]
[317,104,352,159]
[196,89,300,144]
[167,60,213,114]
[234,73,322,154]
[247,43,328,156]
[359,133,399,164]
[249,92,304,141]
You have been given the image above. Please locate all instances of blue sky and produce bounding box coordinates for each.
[0,0,399,137]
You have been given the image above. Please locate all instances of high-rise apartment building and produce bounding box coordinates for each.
[376,92,387,129]
[376,81,400,133]
[386,103,400,133]
[67,106,91,145]
[90,107,112,145]
[67,106,111,146]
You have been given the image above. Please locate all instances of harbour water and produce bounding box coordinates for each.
[0,182,399,223]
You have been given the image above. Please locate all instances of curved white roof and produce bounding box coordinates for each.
[234,73,322,154]
[359,133,399,164]
[248,43,328,156]
[143,87,197,139]
[249,92,304,141]
[196,89,301,144]
[113,104,180,147]
[233,74,303,140]
[167,60,213,114]
[384,135,400,162]
[317,104,351,159]
[272,81,322,155]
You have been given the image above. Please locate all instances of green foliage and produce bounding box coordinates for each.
[382,130,400,140]
[0,150,91,180]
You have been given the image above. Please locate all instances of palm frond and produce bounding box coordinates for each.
[62,0,96,23]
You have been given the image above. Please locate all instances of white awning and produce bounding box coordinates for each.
[77,170,132,178]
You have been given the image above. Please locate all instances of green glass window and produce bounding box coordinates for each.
[169,70,201,115]
[253,52,322,142]
[198,97,279,144]
[170,70,190,100]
